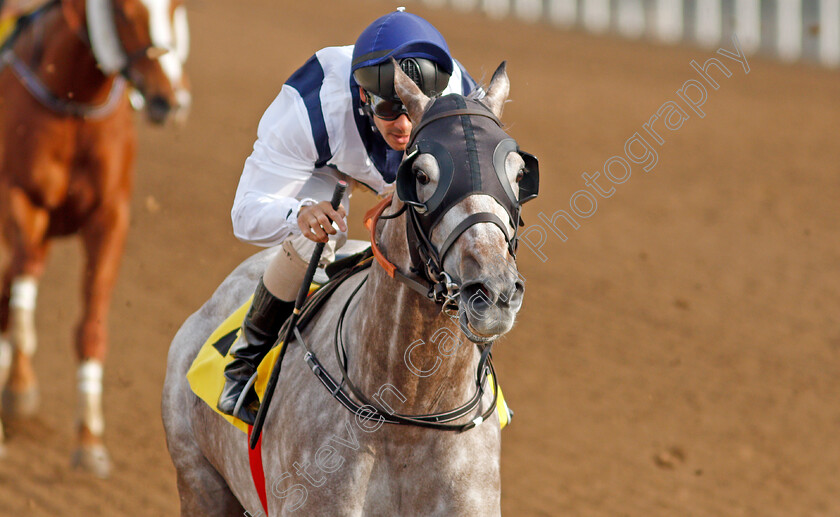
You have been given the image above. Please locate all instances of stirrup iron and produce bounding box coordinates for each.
[232,371,259,420]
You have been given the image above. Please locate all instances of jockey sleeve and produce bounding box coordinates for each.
[232,45,480,247]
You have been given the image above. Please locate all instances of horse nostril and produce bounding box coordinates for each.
[147,95,171,124]
[461,282,494,319]
[508,280,525,306]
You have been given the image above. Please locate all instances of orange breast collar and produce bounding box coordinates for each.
[363,195,438,299]
[363,195,397,278]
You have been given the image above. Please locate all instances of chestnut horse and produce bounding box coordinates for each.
[0,0,189,477]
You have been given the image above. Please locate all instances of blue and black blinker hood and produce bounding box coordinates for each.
[396,94,539,274]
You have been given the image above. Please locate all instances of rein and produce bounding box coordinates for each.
[331,275,498,430]
[287,256,499,432]
[0,0,127,119]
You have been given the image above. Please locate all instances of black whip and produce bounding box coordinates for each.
[250,180,347,449]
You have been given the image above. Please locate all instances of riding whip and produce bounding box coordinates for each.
[250,181,347,449]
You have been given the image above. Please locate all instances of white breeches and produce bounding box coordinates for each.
[263,168,351,301]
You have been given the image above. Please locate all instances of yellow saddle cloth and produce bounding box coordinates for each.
[0,16,17,47]
[186,297,512,434]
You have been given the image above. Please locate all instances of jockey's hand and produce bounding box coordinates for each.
[297,201,347,243]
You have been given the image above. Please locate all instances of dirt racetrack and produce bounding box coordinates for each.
[1,0,839,515]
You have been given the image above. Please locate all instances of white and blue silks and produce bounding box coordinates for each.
[231,45,481,247]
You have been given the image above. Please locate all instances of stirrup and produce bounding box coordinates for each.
[232,371,259,420]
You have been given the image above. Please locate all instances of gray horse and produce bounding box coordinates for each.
[163,63,531,516]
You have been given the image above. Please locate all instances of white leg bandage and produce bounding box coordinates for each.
[9,277,38,356]
[10,276,38,311]
[77,360,104,436]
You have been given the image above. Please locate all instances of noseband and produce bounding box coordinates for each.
[366,94,539,313]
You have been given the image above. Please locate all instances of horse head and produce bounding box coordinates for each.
[81,0,191,124]
[393,61,539,343]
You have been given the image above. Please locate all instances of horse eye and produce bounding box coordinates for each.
[515,169,525,183]
[416,169,430,185]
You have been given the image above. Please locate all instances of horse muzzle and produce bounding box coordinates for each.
[145,95,171,125]
[142,87,190,125]
[457,277,524,343]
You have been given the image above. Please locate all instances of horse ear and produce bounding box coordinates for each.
[392,58,431,123]
[482,61,510,119]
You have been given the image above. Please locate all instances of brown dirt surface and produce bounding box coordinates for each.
[1,1,839,515]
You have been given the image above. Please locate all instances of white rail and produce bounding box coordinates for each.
[416,0,840,67]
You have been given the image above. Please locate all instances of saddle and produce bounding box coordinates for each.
[186,245,378,433]
[187,252,370,433]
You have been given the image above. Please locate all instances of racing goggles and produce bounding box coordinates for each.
[363,91,409,121]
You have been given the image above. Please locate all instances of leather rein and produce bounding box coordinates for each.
[285,252,499,432]
[272,194,502,432]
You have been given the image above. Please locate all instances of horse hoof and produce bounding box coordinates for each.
[72,444,111,479]
[2,385,40,417]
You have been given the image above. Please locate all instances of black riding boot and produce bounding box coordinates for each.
[217,278,294,424]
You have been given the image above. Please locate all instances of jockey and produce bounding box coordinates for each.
[219,8,484,423]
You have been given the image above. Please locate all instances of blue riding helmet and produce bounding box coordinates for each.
[351,9,453,101]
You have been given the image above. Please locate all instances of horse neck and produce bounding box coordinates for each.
[15,8,115,104]
[346,203,481,414]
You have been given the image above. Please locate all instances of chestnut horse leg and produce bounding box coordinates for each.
[1,187,51,419]
[0,280,8,456]
[0,279,10,404]
[70,198,129,479]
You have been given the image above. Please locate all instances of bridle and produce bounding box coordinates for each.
[0,0,178,119]
[269,94,537,432]
[287,95,540,432]
[365,94,539,315]
[94,0,170,88]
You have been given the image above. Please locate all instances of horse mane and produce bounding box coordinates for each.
[466,88,484,101]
